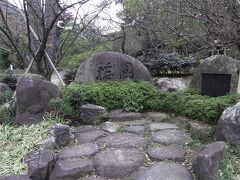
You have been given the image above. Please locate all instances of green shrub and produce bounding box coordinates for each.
[49,88,86,119]
[0,107,12,124]
[66,81,162,112]
[0,91,12,105]
[55,81,239,124]
[63,69,77,85]
[1,76,17,90]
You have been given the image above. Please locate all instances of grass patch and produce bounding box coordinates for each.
[0,113,64,176]
[220,145,240,180]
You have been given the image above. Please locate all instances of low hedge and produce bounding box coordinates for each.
[52,81,239,124]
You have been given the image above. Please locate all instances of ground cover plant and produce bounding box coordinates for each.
[0,114,64,176]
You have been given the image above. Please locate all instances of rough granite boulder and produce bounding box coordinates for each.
[49,123,74,147]
[215,102,240,150]
[0,83,12,93]
[23,149,55,180]
[49,158,93,180]
[16,73,60,125]
[192,141,226,180]
[75,51,152,82]
[154,78,186,92]
[190,55,240,94]
[79,104,108,124]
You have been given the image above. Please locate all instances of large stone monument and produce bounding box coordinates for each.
[75,51,152,83]
[190,55,240,96]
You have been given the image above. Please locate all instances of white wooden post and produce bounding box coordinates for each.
[14,2,65,86]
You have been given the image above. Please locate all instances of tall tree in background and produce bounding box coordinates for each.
[117,0,240,59]
[0,0,109,79]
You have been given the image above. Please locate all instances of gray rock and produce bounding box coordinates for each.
[75,51,152,82]
[79,177,105,180]
[188,121,212,140]
[0,175,31,180]
[216,102,240,150]
[79,104,107,124]
[149,123,179,131]
[147,145,186,162]
[125,125,145,135]
[0,83,11,93]
[73,125,95,133]
[192,141,226,180]
[23,149,55,180]
[49,158,93,180]
[190,55,240,94]
[38,138,55,150]
[16,73,60,125]
[154,78,187,92]
[57,143,99,160]
[98,133,148,148]
[75,130,106,144]
[109,109,143,122]
[101,121,120,133]
[174,116,192,129]
[49,123,73,147]
[145,112,170,122]
[94,148,145,179]
[151,129,191,145]
[116,119,149,126]
[132,162,193,180]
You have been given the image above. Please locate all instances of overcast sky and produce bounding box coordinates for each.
[8,0,122,32]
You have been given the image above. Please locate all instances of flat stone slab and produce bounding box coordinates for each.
[101,121,120,133]
[145,112,171,122]
[73,125,95,133]
[0,175,31,180]
[132,162,193,180]
[57,143,99,160]
[98,133,148,148]
[75,130,106,144]
[79,177,106,180]
[151,130,191,145]
[116,119,149,126]
[147,145,186,162]
[149,123,179,131]
[125,125,145,134]
[94,148,145,179]
[109,109,143,122]
[49,158,93,180]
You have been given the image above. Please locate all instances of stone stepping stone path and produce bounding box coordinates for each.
[132,162,193,180]
[75,129,106,144]
[94,148,145,178]
[125,125,145,134]
[98,133,148,148]
[147,145,186,162]
[19,112,198,180]
[151,129,191,145]
[149,122,179,131]
[57,143,100,160]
